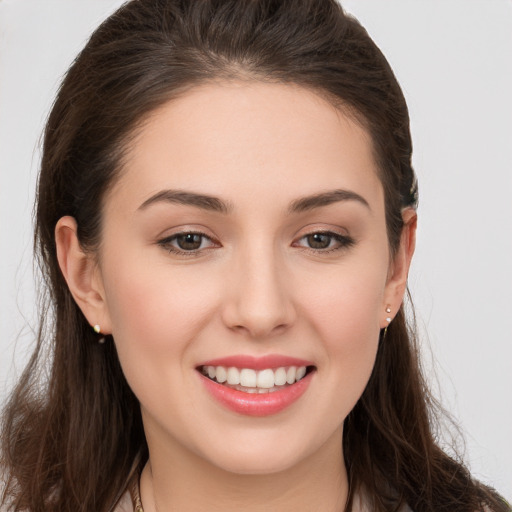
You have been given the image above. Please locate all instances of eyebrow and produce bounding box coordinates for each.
[138,188,370,214]
[138,190,234,213]
[287,189,370,213]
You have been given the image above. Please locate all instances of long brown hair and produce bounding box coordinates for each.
[1,1,509,511]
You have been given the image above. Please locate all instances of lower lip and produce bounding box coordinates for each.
[199,371,314,417]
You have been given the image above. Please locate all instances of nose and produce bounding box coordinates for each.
[221,244,297,339]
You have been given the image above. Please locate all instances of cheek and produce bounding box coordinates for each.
[297,259,386,400]
[101,254,221,373]
[299,256,386,339]
[101,255,226,425]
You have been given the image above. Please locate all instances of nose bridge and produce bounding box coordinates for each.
[223,237,295,338]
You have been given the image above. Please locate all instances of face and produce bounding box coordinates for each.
[90,82,406,475]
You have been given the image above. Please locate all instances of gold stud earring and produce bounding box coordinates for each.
[93,324,106,344]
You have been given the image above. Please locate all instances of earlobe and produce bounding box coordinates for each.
[382,208,417,327]
[55,216,112,333]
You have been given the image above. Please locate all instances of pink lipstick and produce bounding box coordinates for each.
[200,354,313,370]
[197,354,315,417]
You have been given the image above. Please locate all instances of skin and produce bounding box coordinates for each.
[56,81,416,511]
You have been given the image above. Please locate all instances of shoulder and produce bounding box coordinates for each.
[112,490,134,512]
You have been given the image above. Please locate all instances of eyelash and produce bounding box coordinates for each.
[157,230,355,257]
[157,231,218,257]
[293,231,355,253]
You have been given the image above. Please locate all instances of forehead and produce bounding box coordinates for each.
[108,81,383,215]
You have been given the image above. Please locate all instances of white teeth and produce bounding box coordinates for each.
[286,366,297,385]
[202,364,309,389]
[216,366,227,383]
[227,367,240,385]
[274,367,287,386]
[257,368,275,388]
[231,385,281,394]
[296,366,307,380]
[240,369,257,387]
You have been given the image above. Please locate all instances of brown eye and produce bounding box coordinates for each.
[157,231,218,255]
[294,231,355,253]
[306,233,332,249]
[175,233,203,250]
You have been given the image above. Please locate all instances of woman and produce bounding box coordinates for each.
[0,0,509,511]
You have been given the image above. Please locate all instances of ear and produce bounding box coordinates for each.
[55,216,112,334]
[381,208,417,328]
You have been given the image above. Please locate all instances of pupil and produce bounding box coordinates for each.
[308,233,331,249]
[177,233,202,250]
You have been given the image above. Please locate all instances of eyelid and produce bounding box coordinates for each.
[156,226,355,257]
[157,229,220,257]
[292,229,355,253]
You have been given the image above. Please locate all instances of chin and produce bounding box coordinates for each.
[209,451,303,476]
[195,428,326,477]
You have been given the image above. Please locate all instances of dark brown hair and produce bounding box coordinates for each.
[1,1,509,511]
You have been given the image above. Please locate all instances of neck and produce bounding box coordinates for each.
[140,428,349,512]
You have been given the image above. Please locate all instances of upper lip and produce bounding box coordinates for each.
[197,354,315,371]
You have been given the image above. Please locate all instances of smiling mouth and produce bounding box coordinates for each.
[199,365,316,394]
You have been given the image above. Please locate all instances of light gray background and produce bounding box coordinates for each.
[1,0,511,500]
